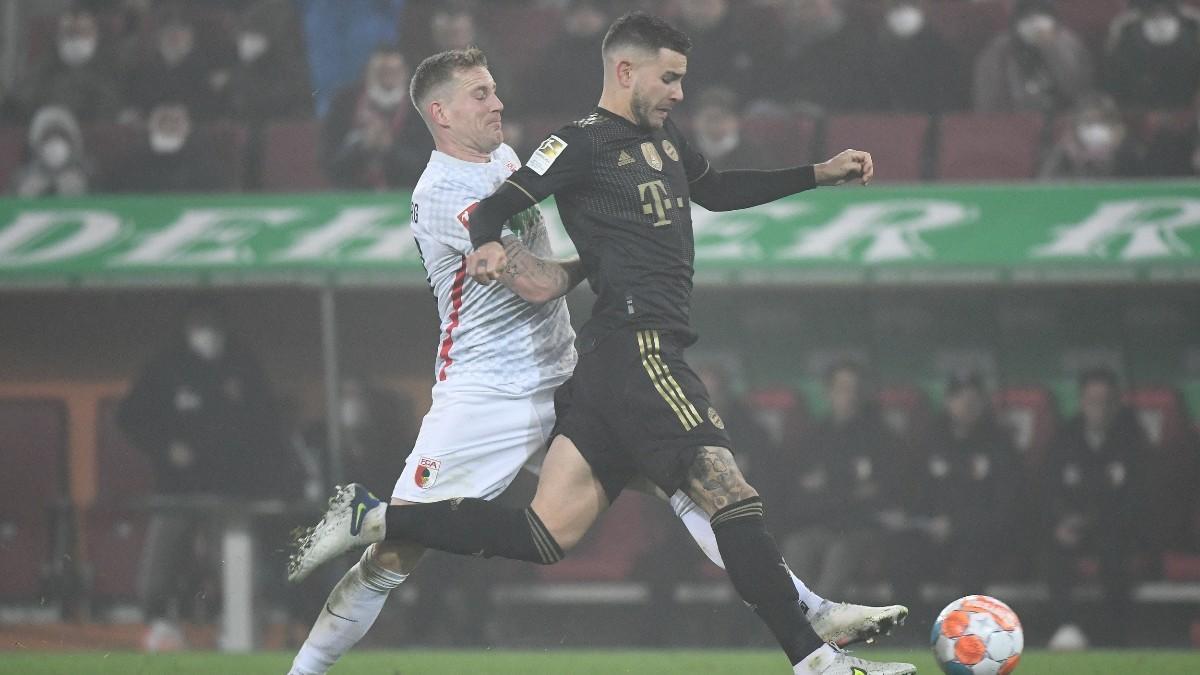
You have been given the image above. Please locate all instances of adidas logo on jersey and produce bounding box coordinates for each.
[617,150,635,166]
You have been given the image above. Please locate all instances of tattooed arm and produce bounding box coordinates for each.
[496,235,586,304]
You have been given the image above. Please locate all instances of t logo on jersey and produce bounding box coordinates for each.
[638,179,684,227]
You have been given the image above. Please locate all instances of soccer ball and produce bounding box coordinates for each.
[931,594,1023,675]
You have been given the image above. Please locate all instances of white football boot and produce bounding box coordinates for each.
[810,601,909,647]
[803,643,917,675]
[288,483,385,582]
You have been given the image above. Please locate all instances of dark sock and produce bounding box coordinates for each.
[710,496,823,665]
[384,499,563,565]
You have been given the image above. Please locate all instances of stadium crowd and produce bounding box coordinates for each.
[1,0,1199,196]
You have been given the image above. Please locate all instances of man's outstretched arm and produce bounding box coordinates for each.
[689,149,874,212]
[497,234,586,304]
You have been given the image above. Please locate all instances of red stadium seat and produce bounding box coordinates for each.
[746,386,809,448]
[0,399,67,601]
[261,120,331,192]
[741,113,819,168]
[0,126,28,190]
[994,386,1059,467]
[1124,386,1194,450]
[936,112,1044,181]
[824,113,930,183]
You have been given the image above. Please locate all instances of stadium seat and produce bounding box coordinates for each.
[824,113,930,183]
[0,126,25,190]
[1125,386,1194,450]
[0,399,68,601]
[537,496,658,582]
[203,121,249,192]
[993,386,1059,468]
[741,113,819,168]
[1125,387,1200,552]
[261,120,331,192]
[80,397,154,601]
[84,123,143,190]
[936,112,1044,181]
[745,386,809,448]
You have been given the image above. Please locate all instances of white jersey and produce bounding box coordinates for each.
[410,144,576,395]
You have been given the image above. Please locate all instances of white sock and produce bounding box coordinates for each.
[668,492,827,617]
[794,642,838,674]
[289,545,407,675]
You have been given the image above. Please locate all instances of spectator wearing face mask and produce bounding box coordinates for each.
[10,106,92,197]
[3,4,122,123]
[321,45,430,190]
[122,2,230,122]
[117,298,285,651]
[1039,93,1145,179]
[974,0,1094,113]
[690,87,763,170]
[752,0,876,111]
[114,102,224,193]
[226,0,313,189]
[1104,0,1200,109]
[297,0,405,118]
[869,0,968,113]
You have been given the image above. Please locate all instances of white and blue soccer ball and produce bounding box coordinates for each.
[931,594,1023,675]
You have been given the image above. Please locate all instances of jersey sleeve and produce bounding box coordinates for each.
[413,183,514,257]
[469,124,591,248]
[505,124,592,205]
[667,118,712,183]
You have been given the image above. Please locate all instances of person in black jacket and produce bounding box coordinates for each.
[896,372,1021,601]
[320,44,431,190]
[1044,367,1148,649]
[780,361,905,599]
[118,298,285,650]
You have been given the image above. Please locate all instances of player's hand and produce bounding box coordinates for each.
[815,149,874,186]
[467,241,507,284]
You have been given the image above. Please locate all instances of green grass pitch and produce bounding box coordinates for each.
[2,650,1199,674]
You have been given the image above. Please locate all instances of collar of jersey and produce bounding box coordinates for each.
[594,106,654,135]
[429,147,506,169]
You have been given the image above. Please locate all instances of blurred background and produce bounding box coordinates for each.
[0,0,1198,658]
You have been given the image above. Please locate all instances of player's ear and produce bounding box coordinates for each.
[429,99,449,128]
[615,58,636,89]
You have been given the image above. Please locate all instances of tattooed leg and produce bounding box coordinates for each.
[682,445,757,515]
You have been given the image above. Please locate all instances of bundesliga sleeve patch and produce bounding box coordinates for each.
[526,135,567,176]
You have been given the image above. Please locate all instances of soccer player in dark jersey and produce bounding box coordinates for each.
[290,12,913,674]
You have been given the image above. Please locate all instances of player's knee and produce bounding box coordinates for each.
[366,540,424,574]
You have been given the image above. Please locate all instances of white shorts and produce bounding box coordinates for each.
[392,383,557,503]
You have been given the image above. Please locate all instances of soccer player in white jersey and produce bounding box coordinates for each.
[289,48,902,675]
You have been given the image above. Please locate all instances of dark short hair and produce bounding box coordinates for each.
[409,47,488,114]
[1078,366,1120,392]
[602,11,691,58]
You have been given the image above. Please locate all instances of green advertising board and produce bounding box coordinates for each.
[1,181,1198,288]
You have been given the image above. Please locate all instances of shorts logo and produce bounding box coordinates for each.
[708,406,725,430]
[527,135,567,175]
[641,142,663,171]
[414,457,441,489]
[661,139,678,162]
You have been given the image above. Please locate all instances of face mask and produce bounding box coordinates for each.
[697,128,740,160]
[886,5,925,39]
[39,137,72,169]
[1142,15,1181,45]
[238,32,269,63]
[58,36,97,66]
[150,131,187,154]
[187,327,225,360]
[1016,13,1055,44]
[1077,122,1117,153]
[367,82,406,108]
